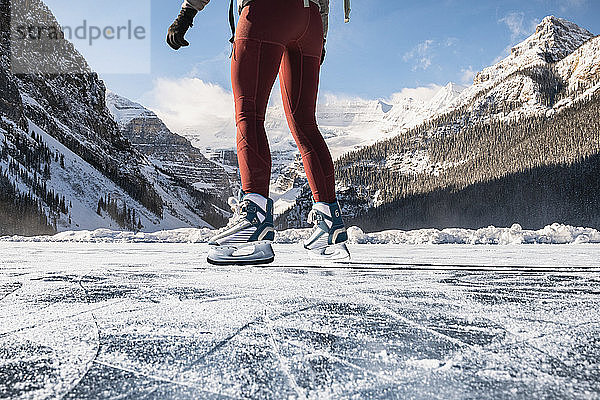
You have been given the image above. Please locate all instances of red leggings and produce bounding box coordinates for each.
[231,0,336,203]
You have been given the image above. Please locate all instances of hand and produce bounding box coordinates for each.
[167,8,198,50]
[320,40,326,65]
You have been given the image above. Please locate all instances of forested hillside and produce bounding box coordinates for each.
[335,91,600,230]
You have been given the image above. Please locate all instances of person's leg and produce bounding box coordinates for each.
[279,6,336,203]
[231,38,283,198]
[232,0,295,199]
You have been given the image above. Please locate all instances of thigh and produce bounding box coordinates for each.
[297,4,325,59]
[279,44,321,125]
[279,5,323,121]
[231,38,284,120]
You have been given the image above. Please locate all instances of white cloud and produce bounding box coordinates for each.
[403,39,435,71]
[388,84,443,104]
[445,37,459,47]
[499,12,539,42]
[403,37,458,72]
[560,0,588,12]
[499,12,527,39]
[143,77,236,148]
[460,66,477,84]
[494,13,539,63]
[318,92,368,105]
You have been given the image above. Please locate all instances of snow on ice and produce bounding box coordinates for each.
[1,242,599,399]
[2,223,599,245]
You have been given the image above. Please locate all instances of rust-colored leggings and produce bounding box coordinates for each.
[231,0,335,202]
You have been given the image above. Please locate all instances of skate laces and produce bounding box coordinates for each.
[307,209,323,226]
[226,196,249,227]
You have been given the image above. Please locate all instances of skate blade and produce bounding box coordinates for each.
[307,243,351,262]
[207,242,275,266]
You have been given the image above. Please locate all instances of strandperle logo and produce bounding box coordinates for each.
[10,0,151,74]
[14,20,147,46]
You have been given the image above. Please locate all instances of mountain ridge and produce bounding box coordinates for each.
[0,0,226,234]
[277,15,600,229]
[106,92,236,200]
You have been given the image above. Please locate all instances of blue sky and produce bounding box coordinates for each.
[94,0,600,102]
[44,0,600,106]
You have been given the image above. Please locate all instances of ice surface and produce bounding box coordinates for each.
[1,243,600,399]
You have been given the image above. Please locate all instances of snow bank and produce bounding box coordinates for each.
[346,223,600,245]
[1,223,599,244]
[0,228,214,243]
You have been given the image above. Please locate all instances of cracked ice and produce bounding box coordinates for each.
[1,243,600,399]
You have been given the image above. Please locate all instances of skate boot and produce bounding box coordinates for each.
[207,192,276,265]
[304,201,350,260]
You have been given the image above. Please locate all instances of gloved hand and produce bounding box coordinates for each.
[321,39,326,65]
[167,8,198,50]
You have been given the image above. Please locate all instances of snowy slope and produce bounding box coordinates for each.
[106,92,235,199]
[0,0,225,234]
[553,35,600,109]
[382,83,466,134]
[447,16,596,121]
[106,90,155,127]
[22,120,212,231]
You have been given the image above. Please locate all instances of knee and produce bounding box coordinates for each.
[289,112,317,129]
[235,97,255,124]
[235,97,266,124]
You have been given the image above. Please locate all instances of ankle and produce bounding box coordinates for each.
[243,192,269,212]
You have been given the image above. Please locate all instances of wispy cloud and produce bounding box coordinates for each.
[403,39,435,71]
[559,0,588,12]
[499,12,538,43]
[460,66,477,84]
[403,38,458,71]
[493,12,540,63]
[445,37,459,47]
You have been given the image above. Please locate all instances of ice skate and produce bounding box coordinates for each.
[304,201,350,261]
[207,192,275,266]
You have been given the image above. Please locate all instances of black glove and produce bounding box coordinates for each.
[321,39,326,65]
[167,8,198,50]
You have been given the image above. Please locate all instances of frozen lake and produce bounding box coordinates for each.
[1,243,600,399]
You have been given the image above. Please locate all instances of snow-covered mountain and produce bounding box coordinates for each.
[382,83,466,133]
[342,15,599,183]
[262,83,466,213]
[448,16,595,122]
[106,92,237,199]
[324,16,600,231]
[0,0,225,234]
[479,16,592,81]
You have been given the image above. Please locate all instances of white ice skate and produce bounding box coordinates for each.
[207,192,276,266]
[304,201,350,261]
